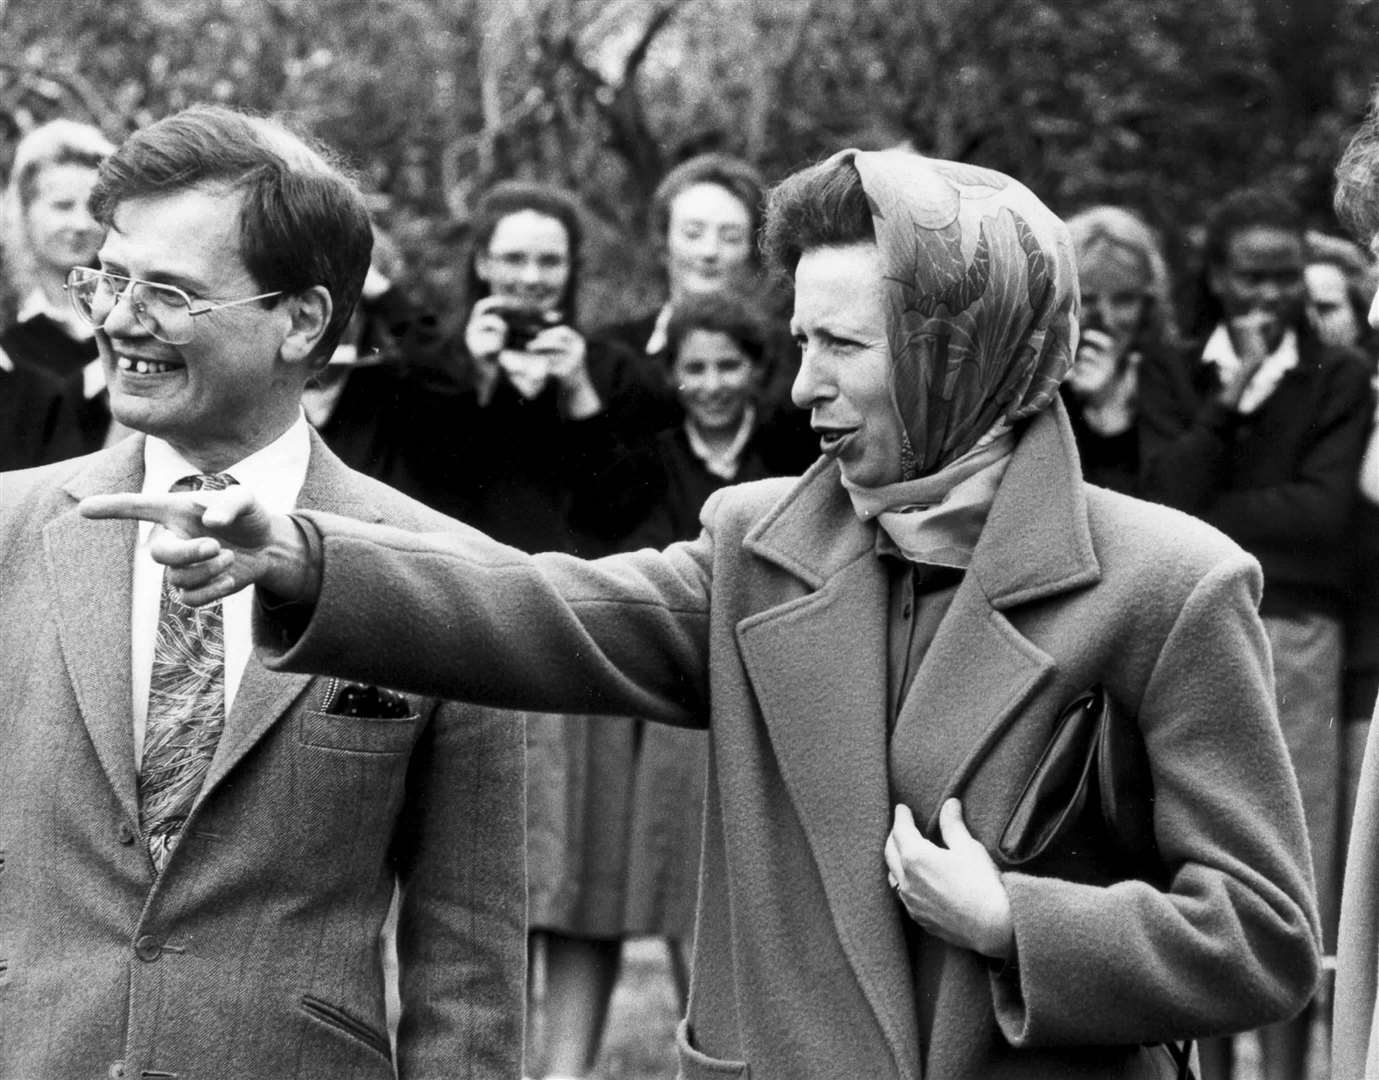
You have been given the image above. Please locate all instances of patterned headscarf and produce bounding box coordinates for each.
[844,149,1079,478]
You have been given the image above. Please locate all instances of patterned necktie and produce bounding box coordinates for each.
[139,472,238,870]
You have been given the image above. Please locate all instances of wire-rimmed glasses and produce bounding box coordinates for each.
[65,266,283,346]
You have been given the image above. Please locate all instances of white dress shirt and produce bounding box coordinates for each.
[130,414,311,764]
[1201,323,1299,416]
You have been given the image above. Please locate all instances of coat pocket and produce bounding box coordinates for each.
[299,994,392,1061]
[298,709,422,754]
[675,1018,750,1079]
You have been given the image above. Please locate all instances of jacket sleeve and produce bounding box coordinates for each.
[990,553,1322,1047]
[1204,356,1372,550]
[391,701,527,1080]
[255,508,717,727]
[1138,346,1243,514]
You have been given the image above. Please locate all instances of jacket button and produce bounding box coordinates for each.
[134,934,162,962]
[108,1062,126,1079]
[117,821,137,845]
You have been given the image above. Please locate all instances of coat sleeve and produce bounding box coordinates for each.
[391,700,527,1080]
[1202,355,1372,550]
[255,508,717,727]
[990,552,1322,1047]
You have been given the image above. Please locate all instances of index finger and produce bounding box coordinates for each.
[79,492,195,527]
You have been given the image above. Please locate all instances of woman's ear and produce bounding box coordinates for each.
[280,285,333,364]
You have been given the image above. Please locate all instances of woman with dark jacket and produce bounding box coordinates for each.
[1061,206,1179,496]
[1138,186,1373,1080]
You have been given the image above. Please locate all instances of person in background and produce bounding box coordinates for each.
[302,222,449,488]
[1304,230,1376,353]
[99,146,1322,1080]
[0,336,78,469]
[1061,206,1180,496]
[592,152,799,427]
[395,179,658,1080]
[1332,85,1379,1078]
[0,105,525,1079]
[0,118,119,454]
[1139,185,1373,1080]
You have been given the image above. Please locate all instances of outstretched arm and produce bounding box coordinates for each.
[79,486,321,606]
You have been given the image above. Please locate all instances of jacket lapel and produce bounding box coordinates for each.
[891,400,1101,837]
[200,433,383,799]
[45,439,146,823]
[738,460,920,1079]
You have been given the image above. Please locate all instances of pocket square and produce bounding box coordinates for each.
[329,683,413,719]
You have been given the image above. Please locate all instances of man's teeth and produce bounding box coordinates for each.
[117,356,178,375]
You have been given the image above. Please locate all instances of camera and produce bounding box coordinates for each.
[493,304,560,352]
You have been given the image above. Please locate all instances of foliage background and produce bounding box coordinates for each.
[3,0,1377,330]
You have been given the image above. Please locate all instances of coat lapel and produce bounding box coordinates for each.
[738,460,920,1078]
[199,433,384,800]
[891,400,1101,837]
[45,439,146,823]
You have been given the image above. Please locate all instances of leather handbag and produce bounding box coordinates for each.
[997,684,1163,886]
[996,685,1193,1079]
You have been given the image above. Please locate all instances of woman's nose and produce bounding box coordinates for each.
[791,345,830,409]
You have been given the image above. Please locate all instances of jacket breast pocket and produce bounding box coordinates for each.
[675,1018,749,1079]
[298,709,422,755]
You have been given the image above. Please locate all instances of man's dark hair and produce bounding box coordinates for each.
[1187,186,1306,338]
[464,180,585,324]
[651,153,767,262]
[665,290,769,367]
[89,104,373,362]
[760,154,875,278]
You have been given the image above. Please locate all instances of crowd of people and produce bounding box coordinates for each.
[5,91,1379,1080]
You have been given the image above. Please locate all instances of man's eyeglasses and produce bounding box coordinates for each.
[65,267,284,346]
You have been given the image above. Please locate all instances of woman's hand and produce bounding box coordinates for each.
[885,799,1014,960]
[530,324,603,418]
[464,296,512,364]
[79,487,317,606]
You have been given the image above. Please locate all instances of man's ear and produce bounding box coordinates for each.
[280,285,333,365]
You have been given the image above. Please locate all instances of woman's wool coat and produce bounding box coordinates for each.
[264,399,1321,1080]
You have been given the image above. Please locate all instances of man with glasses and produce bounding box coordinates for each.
[0,105,524,1079]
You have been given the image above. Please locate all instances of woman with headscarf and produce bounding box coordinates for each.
[107,148,1321,1079]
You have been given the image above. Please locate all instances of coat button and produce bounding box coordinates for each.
[108,1062,126,1079]
[117,821,137,845]
[134,934,162,962]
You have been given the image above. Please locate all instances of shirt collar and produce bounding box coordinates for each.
[1201,323,1299,415]
[139,412,312,543]
[18,287,94,341]
[684,405,757,481]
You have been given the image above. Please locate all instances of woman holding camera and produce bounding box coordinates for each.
[411,180,662,1080]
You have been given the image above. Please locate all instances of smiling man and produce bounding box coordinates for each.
[0,105,524,1079]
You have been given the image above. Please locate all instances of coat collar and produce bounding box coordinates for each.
[744,397,1099,605]
[734,397,1098,1078]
